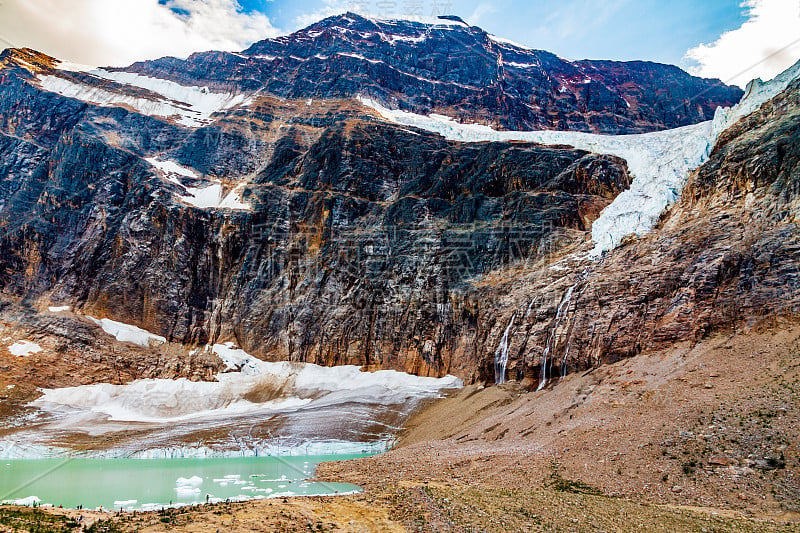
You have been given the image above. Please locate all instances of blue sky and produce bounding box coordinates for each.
[1,0,798,87]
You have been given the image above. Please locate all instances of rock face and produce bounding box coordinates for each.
[0,18,791,385]
[478,78,800,384]
[123,13,742,134]
[0,47,632,377]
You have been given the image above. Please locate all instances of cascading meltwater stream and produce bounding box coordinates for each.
[493,314,516,385]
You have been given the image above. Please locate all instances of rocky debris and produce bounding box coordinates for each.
[708,455,738,466]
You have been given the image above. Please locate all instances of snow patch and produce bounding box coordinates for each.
[8,340,43,357]
[38,69,251,128]
[488,34,533,51]
[145,157,199,179]
[179,183,251,211]
[145,158,251,211]
[48,306,71,313]
[87,316,166,347]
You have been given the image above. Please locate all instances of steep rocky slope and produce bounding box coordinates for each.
[0,17,791,387]
[0,46,633,377]
[477,76,800,385]
[122,13,741,134]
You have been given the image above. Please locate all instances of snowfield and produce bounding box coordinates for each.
[359,59,800,256]
[7,340,43,357]
[145,157,252,211]
[87,316,166,347]
[38,63,252,128]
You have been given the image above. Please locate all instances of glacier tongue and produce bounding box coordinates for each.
[358,58,800,256]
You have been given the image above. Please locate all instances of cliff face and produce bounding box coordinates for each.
[0,51,632,377]
[0,27,792,385]
[479,79,800,384]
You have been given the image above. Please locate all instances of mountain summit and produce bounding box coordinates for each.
[113,12,742,134]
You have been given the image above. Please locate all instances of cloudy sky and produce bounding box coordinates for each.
[0,0,798,87]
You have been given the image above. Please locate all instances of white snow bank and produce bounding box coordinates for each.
[87,316,166,347]
[30,343,461,426]
[38,69,251,128]
[2,496,40,506]
[145,157,199,179]
[8,340,43,357]
[145,157,251,211]
[179,183,251,211]
[358,59,800,256]
[48,305,71,313]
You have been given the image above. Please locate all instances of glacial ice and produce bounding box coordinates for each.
[7,340,43,357]
[87,316,166,347]
[14,343,462,457]
[358,58,800,256]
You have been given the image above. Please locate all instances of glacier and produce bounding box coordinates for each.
[0,343,461,458]
[358,58,800,256]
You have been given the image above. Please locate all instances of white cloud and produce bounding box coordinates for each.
[467,3,496,26]
[0,0,279,67]
[684,0,800,88]
[290,0,481,31]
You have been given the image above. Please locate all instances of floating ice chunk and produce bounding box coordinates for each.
[8,340,43,357]
[175,486,201,496]
[87,316,166,347]
[4,496,40,505]
[48,306,71,313]
[176,476,203,486]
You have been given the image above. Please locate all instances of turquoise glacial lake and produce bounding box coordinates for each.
[0,455,364,511]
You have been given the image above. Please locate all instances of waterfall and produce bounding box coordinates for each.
[537,268,590,390]
[493,314,516,385]
[536,284,576,391]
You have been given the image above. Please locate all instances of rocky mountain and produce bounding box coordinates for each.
[122,13,742,134]
[0,14,795,387]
